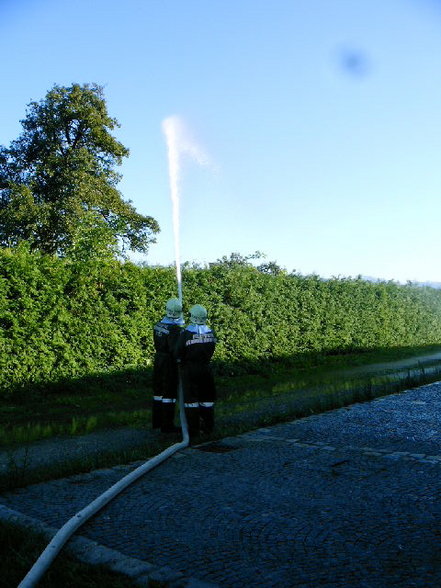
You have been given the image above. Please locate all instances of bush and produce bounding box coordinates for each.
[1,247,441,398]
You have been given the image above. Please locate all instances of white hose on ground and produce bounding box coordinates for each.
[18,378,189,588]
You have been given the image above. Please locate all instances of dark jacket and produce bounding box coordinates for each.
[176,324,216,364]
[153,316,185,356]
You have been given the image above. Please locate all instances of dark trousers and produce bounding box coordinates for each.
[152,352,179,431]
[181,361,216,436]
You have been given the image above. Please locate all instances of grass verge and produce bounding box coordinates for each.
[0,519,137,587]
[2,351,441,491]
[2,344,441,448]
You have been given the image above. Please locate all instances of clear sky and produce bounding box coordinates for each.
[1,0,441,283]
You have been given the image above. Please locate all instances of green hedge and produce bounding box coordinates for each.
[1,247,441,398]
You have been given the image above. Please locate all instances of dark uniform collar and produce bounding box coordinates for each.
[161,316,185,325]
[186,324,211,334]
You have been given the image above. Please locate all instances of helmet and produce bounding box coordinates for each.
[189,304,208,325]
[166,298,182,319]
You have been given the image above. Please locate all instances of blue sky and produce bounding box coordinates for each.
[1,0,441,283]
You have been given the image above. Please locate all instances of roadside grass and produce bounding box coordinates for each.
[0,409,149,447]
[2,345,441,450]
[216,365,441,434]
[0,438,176,492]
[0,369,151,447]
[1,345,441,492]
[0,520,137,588]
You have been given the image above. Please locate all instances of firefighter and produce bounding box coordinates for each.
[152,298,184,433]
[176,304,217,438]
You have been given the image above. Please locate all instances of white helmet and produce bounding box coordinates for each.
[189,304,208,325]
[166,298,182,319]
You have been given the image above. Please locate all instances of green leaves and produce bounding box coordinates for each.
[0,83,159,257]
[1,248,441,399]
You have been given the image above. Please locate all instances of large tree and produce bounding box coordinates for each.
[0,83,159,258]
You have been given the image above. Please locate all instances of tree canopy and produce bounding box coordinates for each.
[0,83,159,258]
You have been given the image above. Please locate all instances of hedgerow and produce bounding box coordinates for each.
[1,247,441,398]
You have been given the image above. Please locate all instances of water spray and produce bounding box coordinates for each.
[162,116,183,303]
[162,115,212,303]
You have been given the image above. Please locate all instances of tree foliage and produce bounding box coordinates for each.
[0,83,159,258]
[209,250,285,275]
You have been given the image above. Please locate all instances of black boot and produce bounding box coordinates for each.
[200,405,214,434]
[161,401,180,433]
[152,398,162,429]
[185,406,200,439]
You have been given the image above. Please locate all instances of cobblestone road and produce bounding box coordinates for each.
[2,383,441,587]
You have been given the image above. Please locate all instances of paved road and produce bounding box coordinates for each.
[2,383,441,587]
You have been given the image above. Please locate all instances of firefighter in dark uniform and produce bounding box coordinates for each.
[176,304,217,438]
[152,298,184,433]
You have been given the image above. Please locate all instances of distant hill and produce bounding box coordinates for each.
[417,281,441,289]
[361,276,441,289]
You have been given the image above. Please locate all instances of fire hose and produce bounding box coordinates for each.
[18,380,189,587]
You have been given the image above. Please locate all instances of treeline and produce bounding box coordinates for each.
[2,246,441,399]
